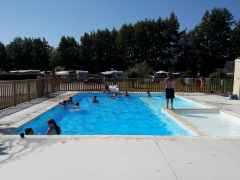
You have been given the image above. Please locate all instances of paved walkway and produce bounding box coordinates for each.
[1,137,240,180]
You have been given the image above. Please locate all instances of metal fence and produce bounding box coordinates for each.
[0,78,233,110]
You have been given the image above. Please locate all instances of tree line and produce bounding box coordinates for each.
[0,7,239,77]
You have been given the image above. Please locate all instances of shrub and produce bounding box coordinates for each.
[88,74,93,77]
[92,74,102,78]
[55,66,65,71]
[227,74,234,79]
[124,61,153,78]
[0,73,37,80]
[124,69,139,78]
[184,70,193,76]
[208,71,226,78]
[181,75,193,78]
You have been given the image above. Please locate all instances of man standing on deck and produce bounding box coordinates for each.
[162,72,177,109]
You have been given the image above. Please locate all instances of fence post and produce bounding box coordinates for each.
[46,79,49,95]
[230,79,233,93]
[221,79,224,93]
[13,80,17,106]
[27,79,30,101]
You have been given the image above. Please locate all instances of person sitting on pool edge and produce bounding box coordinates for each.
[46,119,61,135]
[67,97,73,103]
[59,100,67,106]
[92,96,99,103]
[122,91,130,97]
[102,83,110,93]
[147,91,151,97]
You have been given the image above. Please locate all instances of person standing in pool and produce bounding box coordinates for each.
[92,96,99,103]
[162,72,176,109]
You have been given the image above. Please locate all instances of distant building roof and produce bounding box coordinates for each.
[224,61,235,73]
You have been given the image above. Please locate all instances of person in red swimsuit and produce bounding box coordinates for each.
[196,73,201,91]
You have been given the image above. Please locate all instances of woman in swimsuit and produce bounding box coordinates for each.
[46,119,61,135]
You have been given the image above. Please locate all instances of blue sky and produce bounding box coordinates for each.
[1,0,240,47]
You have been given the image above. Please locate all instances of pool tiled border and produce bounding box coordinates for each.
[1,91,240,139]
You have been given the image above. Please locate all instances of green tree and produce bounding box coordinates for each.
[57,36,79,70]
[229,20,240,60]
[162,12,182,71]
[32,37,50,70]
[23,37,33,69]
[116,23,135,70]
[0,41,7,70]
[124,61,153,78]
[6,37,24,69]
[190,8,235,76]
[48,47,60,70]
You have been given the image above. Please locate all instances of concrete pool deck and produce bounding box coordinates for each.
[1,91,240,179]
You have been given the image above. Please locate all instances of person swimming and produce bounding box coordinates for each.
[122,91,130,97]
[67,97,73,103]
[110,93,117,98]
[25,128,34,135]
[92,96,99,103]
[147,91,151,97]
[72,102,80,109]
[46,119,61,135]
[59,100,67,107]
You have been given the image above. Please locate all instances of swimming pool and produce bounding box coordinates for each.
[14,93,207,136]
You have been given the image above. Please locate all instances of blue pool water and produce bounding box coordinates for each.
[15,93,207,136]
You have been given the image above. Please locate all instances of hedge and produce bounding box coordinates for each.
[0,73,38,80]
[181,75,194,78]
[227,74,234,79]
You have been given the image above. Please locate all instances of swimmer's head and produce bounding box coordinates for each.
[94,96,97,99]
[25,128,34,135]
[69,97,72,100]
[20,133,24,138]
[147,91,150,93]
[75,102,79,106]
[63,101,66,104]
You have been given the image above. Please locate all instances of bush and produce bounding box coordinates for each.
[124,69,139,78]
[227,74,234,79]
[124,61,153,78]
[55,66,65,71]
[92,74,102,78]
[208,71,226,78]
[185,70,193,76]
[0,73,37,80]
[88,74,93,77]
[181,75,193,78]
